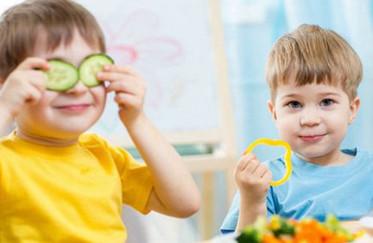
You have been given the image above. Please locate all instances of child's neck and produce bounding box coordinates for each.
[15,129,79,147]
[296,150,353,166]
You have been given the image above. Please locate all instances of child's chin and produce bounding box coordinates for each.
[57,117,100,132]
[53,124,94,137]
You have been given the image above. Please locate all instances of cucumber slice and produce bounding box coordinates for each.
[79,54,114,87]
[46,60,78,91]
[44,54,113,92]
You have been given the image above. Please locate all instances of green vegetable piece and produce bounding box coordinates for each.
[236,227,261,243]
[79,53,114,87]
[272,218,295,237]
[45,53,114,92]
[253,216,267,236]
[324,214,354,241]
[45,60,78,91]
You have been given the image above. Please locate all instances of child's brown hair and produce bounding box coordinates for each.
[266,24,362,101]
[0,0,106,81]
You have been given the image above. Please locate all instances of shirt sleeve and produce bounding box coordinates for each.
[266,187,276,217]
[80,133,154,214]
[111,146,154,214]
[220,192,240,234]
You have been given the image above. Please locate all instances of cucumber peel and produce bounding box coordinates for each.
[45,53,113,91]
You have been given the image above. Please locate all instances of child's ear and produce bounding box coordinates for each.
[267,99,277,120]
[348,96,360,124]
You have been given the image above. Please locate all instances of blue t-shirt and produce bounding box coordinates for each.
[220,148,373,234]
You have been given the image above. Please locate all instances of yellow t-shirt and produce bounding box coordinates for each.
[0,133,153,242]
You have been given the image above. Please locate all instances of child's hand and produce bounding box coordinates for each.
[234,153,272,204]
[0,57,48,119]
[99,65,145,126]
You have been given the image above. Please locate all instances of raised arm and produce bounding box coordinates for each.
[125,113,200,217]
[100,65,200,217]
[0,58,48,136]
[234,153,272,231]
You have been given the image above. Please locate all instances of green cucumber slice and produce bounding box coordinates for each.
[79,53,114,87]
[46,60,78,91]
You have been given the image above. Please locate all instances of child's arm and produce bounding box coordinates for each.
[0,58,48,135]
[125,113,200,217]
[100,65,200,217]
[234,153,272,231]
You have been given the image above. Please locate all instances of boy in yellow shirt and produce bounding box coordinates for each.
[0,0,200,242]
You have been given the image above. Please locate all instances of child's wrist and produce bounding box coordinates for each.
[239,199,266,216]
[121,111,147,130]
[239,190,267,205]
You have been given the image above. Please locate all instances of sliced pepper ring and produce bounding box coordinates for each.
[244,138,292,187]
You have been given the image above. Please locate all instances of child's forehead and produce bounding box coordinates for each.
[277,81,342,91]
[274,81,348,99]
[276,73,344,90]
[33,29,101,64]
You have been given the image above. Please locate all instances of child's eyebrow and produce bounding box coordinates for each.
[322,92,341,95]
[280,91,342,98]
[279,94,300,100]
[47,56,70,62]
[317,92,342,98]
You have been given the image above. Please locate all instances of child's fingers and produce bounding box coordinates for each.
[25,85,43,105]
[253,164,269,178]
[261,170,273,184]
[114,93,139,107]
[244,159,260,174]
[242,153,256,161]
[103,64,139,76]
[97,71,133,82]
[98,72,146,94]
[236,157,249,171]
[105,81,132,94]
[105,79,142,95]
[6,70,46,93]
[18,57,49,71]
[237,154,255,171]
[25,70,47,90]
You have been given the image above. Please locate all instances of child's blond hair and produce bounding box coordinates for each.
[266,24,362,101]
[0,0,106,81]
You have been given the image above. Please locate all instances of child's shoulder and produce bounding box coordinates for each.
[0,132,18,148]
[351,148,373,166]
[78,133,109,147]
[0,133,25,160]
[340,147,373,165]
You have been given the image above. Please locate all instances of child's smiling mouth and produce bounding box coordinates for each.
[54,103,92,113]
[299,134,326,143]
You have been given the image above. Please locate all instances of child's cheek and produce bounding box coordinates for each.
[39,90,58,105]
[90,86,107,108]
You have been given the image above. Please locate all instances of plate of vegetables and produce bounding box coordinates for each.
[236,215,363,243]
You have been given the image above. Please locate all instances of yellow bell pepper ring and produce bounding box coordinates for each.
[243,138,292,187]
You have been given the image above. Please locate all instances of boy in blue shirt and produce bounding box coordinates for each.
[221,24,373,233]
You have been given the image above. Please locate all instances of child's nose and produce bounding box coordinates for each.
[299,108,321,126]
[66,81,88,94]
